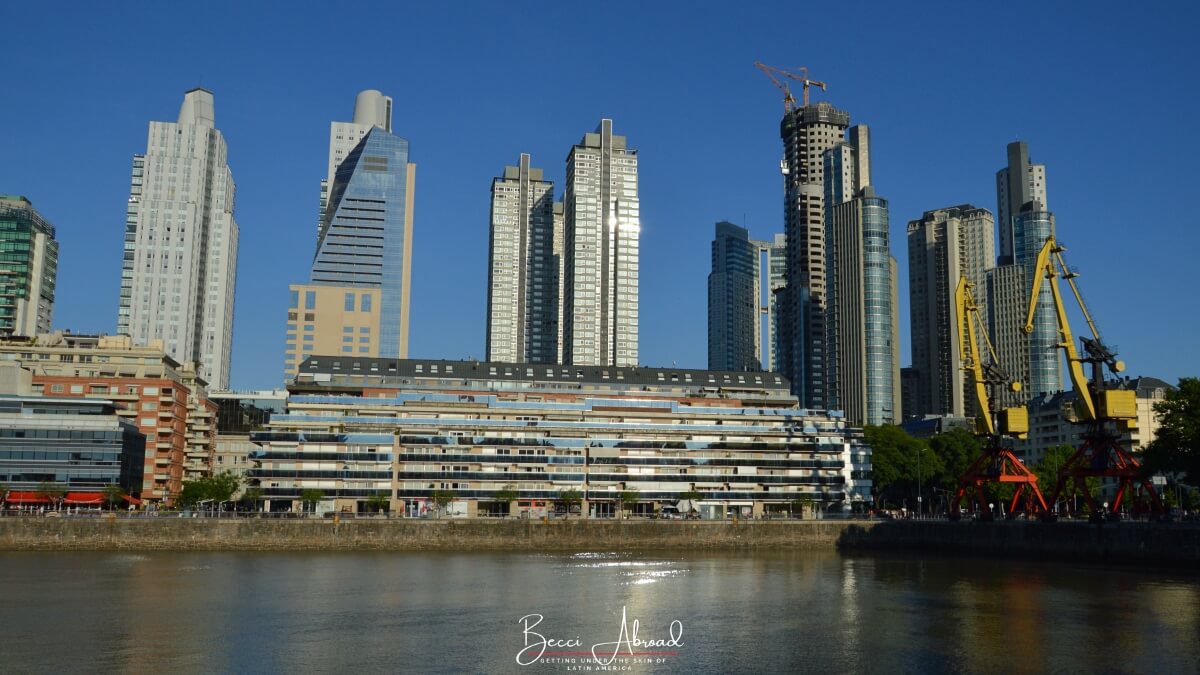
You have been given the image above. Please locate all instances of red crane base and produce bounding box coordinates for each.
[1049,432,1164,521]
[949,447,1051,521]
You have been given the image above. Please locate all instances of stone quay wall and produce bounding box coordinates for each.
[0,517,857,552]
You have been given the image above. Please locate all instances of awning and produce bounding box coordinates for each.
[4,491,51,504]
[64,492,104,505]
[122,494,142,505]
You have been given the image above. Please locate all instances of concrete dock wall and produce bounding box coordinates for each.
[0,518,855,551]
[836,520,1200,565]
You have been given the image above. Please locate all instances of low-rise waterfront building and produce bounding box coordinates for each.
[248,358,872,518]
[0,332,216,503]
[210,390,287,480]
[0,363,145,505]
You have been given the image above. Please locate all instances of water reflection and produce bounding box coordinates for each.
[0,551,1197,673]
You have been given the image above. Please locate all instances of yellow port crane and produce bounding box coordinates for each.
[753,62,827,112]
[1023,236,1163,521]
[949,277,1050,520]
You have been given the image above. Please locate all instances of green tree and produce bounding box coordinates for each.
[558,488,583,515]
[178,471,244,508]
[493,484,518,517]
[790,496,815,519]
[1034,444,1100,513]
[863,425,939,509]
[929,427,983,490]
[0,482,9,507]
[1143,378,1200,485]
[431,489,456,518]
[102,484,124,511]
[300,489,325,513]
[366,493,389,515]
[619,489,640,518]
[37,481,67,510]
[239,487,263,512]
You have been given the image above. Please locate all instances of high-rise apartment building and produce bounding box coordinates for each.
[0,196,57,337]
[117,88,239,390]
[562,119,639,367]
[486,154,559,364]
[822,124,897,426]
[906,205,995,418]
[777,101,850,408]
[285,91,414,379]
[553,202,566,360]
[995,141,1047,266]
[985,263,1030,408]
[317,90,392,240]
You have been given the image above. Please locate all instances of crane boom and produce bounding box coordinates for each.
[754,61,827,110]
[956,277,994,436]
[1022,237,1095,420]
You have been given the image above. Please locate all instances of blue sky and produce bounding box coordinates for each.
[2,1,1197,391]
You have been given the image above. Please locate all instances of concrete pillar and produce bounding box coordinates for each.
[466,500,478,518]
[752,502,764,518]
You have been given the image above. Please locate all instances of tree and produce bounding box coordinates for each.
[1034,444,1100,513]
[239,487,263,512]
[0,482,9,508]
[102,484,124,511]
[300,489,325,513]
[929,427,983,489]
[36,481,66,510]
[178,471,244,508]
[558,488,583,515]
[493,484,518,517]
[366,493,389,515]
[619,489,640,518]
[863,425,938,509]
[790,496,815,519]
[1143,378,1200,485]
[430,489,455,518]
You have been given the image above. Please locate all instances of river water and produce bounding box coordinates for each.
[1,550,1197,673]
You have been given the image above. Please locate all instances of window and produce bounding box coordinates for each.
[289,290,299,308]
[361,294,372,312]
[51,384,64,393]
[70,385,83,394]
[345,292,355,311]
[305,291,316,310]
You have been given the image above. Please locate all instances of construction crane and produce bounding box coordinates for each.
[1023,236,1163,521]
[754,62,827,112]
[949,277,1050,521]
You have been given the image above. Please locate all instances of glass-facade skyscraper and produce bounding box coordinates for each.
[0,195,57,337]
[1015,203,1061,397]
[708,221,764,372]
[823,124,898,426]
[117,88,238,390]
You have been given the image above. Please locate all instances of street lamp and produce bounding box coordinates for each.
[917,447,923,520]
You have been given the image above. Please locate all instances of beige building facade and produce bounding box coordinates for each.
[284,284,382,378]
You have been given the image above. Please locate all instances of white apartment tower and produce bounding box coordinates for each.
[562,119,640,367]
[317,89,393,239]
[117,88,238,390]
[485,153,560,364]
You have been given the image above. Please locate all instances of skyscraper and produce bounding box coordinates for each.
[285,114,415,377]
[708,222,762,372]
[766,233,787,373]
[989,141,1060,400]
[1015,202,1062,396]
[995,141,1047,266]
[117,88,238,390]
[562,119,639,367]
[318,90,392,240]
[906,205,995,418]
[777,101,850,408]
[823,124,897,426]
[0,195,57,337]
[486,153,559,364]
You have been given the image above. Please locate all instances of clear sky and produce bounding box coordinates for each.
[2,1,1197,391]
